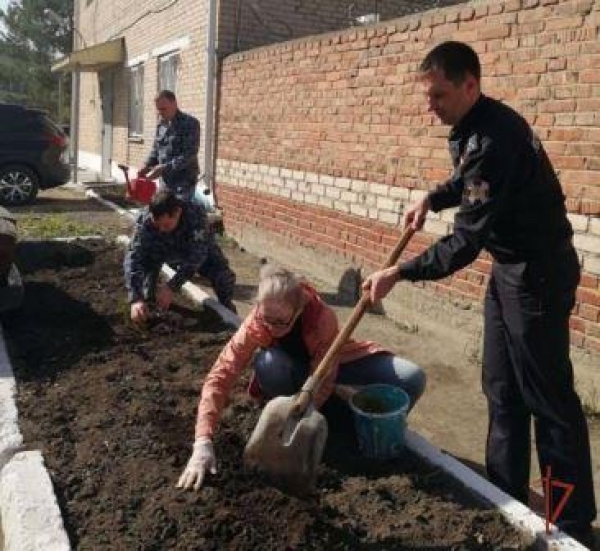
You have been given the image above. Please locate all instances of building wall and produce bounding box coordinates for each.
[75,0,209,176]
[73,0,467,178]
[215,0,600,354]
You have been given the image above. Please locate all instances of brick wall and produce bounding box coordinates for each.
[217,0,465,54]
[73,0,465,175]
[75,0,209,173]
[216,0,600,353]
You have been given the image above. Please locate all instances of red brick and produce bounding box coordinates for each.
[577,288,600,307]
[570,316,587,333]
[478,24,512,40]
[579,304,600,323]
[586,335,600,354]
[570,330,586,348]
[546,16,585,31]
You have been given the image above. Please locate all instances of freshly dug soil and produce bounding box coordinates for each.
[3,240,535,550]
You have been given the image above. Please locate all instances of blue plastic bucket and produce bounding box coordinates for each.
[349,384,410,460]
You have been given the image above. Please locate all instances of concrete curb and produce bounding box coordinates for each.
[0,452,70,551]
[0,327,70,551]
[0,328,22,456]
[83,187,137,220]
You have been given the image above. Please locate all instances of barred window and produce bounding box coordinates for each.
[158,52,180,94]
[128,64,144,137]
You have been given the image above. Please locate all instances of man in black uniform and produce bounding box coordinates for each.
[364,41,596,544]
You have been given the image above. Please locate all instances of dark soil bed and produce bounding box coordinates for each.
[3,240,535,550]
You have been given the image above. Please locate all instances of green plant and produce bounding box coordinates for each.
[17,214,97,239]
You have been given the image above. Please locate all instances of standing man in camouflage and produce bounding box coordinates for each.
[140,90,200,203]
[124,190,236,324]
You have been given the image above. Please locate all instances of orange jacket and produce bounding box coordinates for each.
[195,284,384,438]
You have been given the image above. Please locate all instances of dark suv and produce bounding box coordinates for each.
[0,103,70,206]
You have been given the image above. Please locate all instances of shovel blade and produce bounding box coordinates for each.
[244,396,328,494]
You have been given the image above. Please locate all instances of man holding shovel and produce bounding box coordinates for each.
[177,264,426,491]
[363,41,596,545]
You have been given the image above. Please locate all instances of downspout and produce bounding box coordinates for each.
[203,0,218,207]
[70,0,81,186]
[71,64,80,186]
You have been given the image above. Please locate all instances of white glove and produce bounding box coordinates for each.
[177,437,217,491]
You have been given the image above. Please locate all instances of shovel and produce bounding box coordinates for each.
[243,226,415,493]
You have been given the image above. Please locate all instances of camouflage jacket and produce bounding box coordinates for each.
[145,110,200,186]
[124,203,210,303]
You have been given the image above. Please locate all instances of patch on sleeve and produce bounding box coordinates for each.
[466,133,479,155]
[530,131,542,153]
[458,134,480,167]
[463,178,490,206]
[193,229,207,242]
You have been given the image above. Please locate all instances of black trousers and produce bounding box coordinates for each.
[482,247,596,530]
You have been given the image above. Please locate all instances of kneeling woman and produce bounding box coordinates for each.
[178,265,426,490]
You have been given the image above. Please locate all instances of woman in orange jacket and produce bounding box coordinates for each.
[178,264,426,490]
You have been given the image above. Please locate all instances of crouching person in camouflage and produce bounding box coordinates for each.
[124,190,236,324]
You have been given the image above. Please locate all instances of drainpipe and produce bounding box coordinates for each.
[70,0,81,187]
[71,64,80,186]
[203,0,218,207]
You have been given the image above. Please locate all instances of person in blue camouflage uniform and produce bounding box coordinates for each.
[139,90,200,203]
[124,190,236,324]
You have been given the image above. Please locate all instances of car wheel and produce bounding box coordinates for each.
[0,164,40,206]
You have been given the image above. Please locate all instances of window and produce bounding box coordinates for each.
[128,64,144,137]
[157,52,180,94]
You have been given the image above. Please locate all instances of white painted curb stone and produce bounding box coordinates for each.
[84,188,137,220]
[0,327,22,456]
[0,326,71,551]
[1,452,70,551]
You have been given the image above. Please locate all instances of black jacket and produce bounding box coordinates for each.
[399,95,572,281]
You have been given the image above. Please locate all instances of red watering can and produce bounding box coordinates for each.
[118,164,157,205]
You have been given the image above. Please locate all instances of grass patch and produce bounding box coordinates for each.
[16,214,98,239]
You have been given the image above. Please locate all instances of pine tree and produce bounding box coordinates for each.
[0,0,73,121]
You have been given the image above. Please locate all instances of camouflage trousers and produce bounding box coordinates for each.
[142,242,236,307]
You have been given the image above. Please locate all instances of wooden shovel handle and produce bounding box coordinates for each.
[292,226,416,413]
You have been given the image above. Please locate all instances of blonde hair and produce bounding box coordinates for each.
[256,264,304,309]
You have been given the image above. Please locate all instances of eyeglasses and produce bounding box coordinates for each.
[256,307,300,328]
